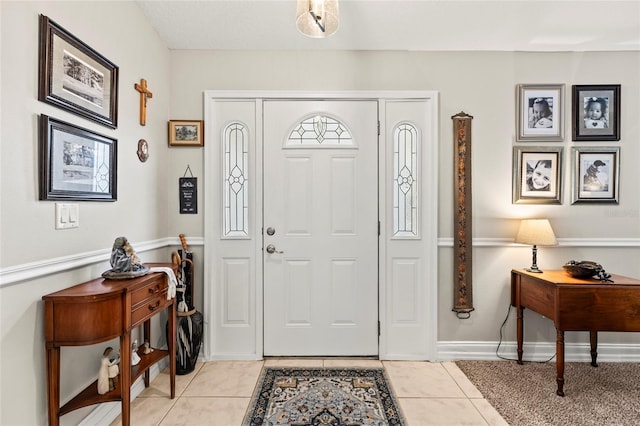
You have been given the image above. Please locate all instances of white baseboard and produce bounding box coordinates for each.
[79,360,168,426]
[437,340,640,362]
[206,353,263,361]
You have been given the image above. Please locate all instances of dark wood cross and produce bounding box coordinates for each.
[134,79,153,126]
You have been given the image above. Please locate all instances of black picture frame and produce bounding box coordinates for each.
[572,85,620,141]
[571,146,620,204]
[512,146,563,204]
[38,15,119,129]
[39,115,117,201]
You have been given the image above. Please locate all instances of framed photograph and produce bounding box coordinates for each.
[516,84,564,142]
[571,146,619,204]
[513,146,563,204]
[38,15,119,129]
[572,85,620,141]
[39,115,117,201]
[169,120,204,146]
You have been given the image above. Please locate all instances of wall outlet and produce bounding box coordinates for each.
[55,203,79,229]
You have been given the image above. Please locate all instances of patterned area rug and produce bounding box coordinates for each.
[243,367,406,426]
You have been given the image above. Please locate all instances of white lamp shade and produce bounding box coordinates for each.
[515,219,558,246]
[297,0,339,38]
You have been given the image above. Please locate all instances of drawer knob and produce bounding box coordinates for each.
[148,301,160,311]
[148,285,161,294]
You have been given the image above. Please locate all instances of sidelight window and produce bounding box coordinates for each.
[223,122,249,238]
[393,122,419,238]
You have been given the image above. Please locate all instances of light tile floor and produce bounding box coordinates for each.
[111,359,508,426]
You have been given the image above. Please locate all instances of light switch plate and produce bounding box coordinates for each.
[55,203,79,229]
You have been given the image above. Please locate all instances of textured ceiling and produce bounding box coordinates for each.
[136,0,640,52]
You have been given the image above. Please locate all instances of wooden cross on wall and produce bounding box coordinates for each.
[134,79,153,126]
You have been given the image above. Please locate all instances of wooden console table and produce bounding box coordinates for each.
[43,264,176,426]
[511,269,640,396]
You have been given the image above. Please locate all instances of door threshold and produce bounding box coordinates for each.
[263,355,380,360]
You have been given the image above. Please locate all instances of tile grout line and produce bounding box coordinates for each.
[443,362,493,426]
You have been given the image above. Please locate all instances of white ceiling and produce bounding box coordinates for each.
[135,0,640,52]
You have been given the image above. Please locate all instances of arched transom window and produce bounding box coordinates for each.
[287,114,354,147]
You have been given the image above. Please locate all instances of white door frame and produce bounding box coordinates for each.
[203,91,439,361]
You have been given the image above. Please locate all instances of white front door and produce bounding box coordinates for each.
[263,100,379,356]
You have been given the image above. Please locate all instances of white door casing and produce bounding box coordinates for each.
[203,91,438,361]
[263,100,379,356]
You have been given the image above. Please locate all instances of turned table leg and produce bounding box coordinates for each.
[516,306,524,365]
[590,331,599,367]
[556,329,565,397]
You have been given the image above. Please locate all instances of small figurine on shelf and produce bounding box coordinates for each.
[98,347,120,394]
[143,340,154,355]
[131,340,141,366]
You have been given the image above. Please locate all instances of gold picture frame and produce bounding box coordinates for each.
[168,120,204,147]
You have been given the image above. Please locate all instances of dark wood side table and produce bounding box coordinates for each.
[511,269,640,396]
[43,264,176,425]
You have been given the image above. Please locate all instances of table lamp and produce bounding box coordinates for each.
[514,219,557,273]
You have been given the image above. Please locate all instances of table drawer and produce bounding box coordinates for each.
[520,277,555,319]
[132,291,169,326]
[131,277,167,307]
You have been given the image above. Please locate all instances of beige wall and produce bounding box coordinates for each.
[1,1,639,424]
[1,2,171,424]
[168,50,640,345]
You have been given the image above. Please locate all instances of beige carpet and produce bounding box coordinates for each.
[456,360,640,426]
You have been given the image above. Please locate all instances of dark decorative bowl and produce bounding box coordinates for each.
[563,261,600,278]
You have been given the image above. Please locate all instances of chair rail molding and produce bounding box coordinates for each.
[438,237,640,247]
[0,237,204,288]
[2,236,636,287]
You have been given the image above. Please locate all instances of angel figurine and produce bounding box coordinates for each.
[98,347,120,394]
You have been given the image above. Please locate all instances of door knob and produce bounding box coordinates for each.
[266,244,284,254]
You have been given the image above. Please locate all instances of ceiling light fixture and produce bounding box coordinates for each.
[296,0,339,38]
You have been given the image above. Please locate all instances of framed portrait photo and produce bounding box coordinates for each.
[572,85,620,141]
[38,15,119,129]
[513,146,563,204]
[516,84,564,142]
[169,120,204,147]
[39,115,117,201]
[571,146,619,204]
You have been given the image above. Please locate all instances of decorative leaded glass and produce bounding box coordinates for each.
[223,122,249,238]
[393,123,419,238]
[287,114,353,146]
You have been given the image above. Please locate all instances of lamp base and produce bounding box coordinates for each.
[526,245,543,273]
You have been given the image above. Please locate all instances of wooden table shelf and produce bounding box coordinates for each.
[43,264,177,426]
[59,346,169,416]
